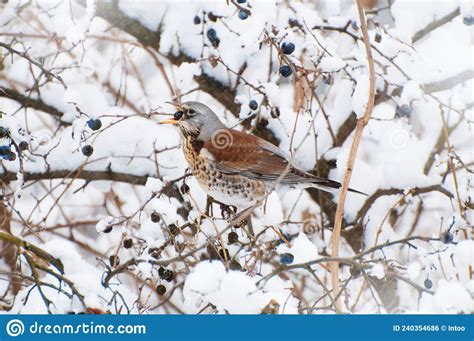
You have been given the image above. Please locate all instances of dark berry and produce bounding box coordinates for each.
[158,268,174,282]
[103,225,113,233]
[281,42,295,54]
[270,107,280,118]
[350,266,362,277]
[228,231,239,244]
[279,253,294,265]
[8,151,16,161]
[168,224,179,236]
[81,145,93,156]
[87,118,102,131]
[160,269,174,282]
[288,18,299,27]
[156,284,167,295]
[374,33,382,43]
[207,12,218,22]
[174,111,183,121]
[0,145,10,156]
[207,29,220,47]
[180,183,190,194]
[18,141,28,151]
[279,65,292,77]
[219,248,230,259]
[395,104,412,117]
[207,28,217,41]
[238,10,248,20]
[351,20,359,30]
[322,74,332,85]
[463,16,474,26]
[109,255,120,267]
[237,0,246,3]
[149,248,160,259]
[424,278,433,289]
[151,211,160,223]
[123,239,133,249]
[249,100,258,110]
[440,231,453,244]
[193,15,201,25]
[0,127,7,139]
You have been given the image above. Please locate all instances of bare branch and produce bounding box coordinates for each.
[412,7,460,44]
[423,69,474,93]
[0,42,67,88]
[354,185,454,225]
[0,86,69,125]
[1,169,150,185]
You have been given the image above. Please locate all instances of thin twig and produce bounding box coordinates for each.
[0,42,67,88]
[331,0,376,313]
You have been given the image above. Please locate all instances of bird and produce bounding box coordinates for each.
[160,101,365,209]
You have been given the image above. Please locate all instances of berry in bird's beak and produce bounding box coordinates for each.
[159,110,184,125]
[174,111,184,120]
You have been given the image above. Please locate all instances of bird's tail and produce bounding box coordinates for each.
[281,167,367,195]
[309,177,368,196]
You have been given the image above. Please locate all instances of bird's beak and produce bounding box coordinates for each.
[160,101,184,124]
[159,117,178,125]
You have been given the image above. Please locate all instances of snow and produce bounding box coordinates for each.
[407,262,422,281]
[288,233,320,263]
[352,73,370,118]
[319,56,346,72]
[183,261,297,314]
[433,280,473,314]
[368,263,385,280]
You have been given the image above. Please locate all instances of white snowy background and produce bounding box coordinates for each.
[0,0,473,314]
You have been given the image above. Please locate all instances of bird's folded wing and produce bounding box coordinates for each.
[202,129,309,184]
[202,129,366,195]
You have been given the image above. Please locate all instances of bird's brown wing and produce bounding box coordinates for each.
[202,129,366,195]
[202,129,339,188]
[202,129,287,181]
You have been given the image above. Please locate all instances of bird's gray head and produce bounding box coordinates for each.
[161,101,226,140]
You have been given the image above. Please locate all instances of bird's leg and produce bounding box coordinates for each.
[197,196,215,225]
[219,203,236,220]
[196,195,214,226]
[205,195,214,217]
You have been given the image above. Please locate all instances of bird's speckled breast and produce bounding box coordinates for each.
[182,137,267,207]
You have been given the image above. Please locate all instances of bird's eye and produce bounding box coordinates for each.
[188,108,195,115]
[174,111,184,120]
